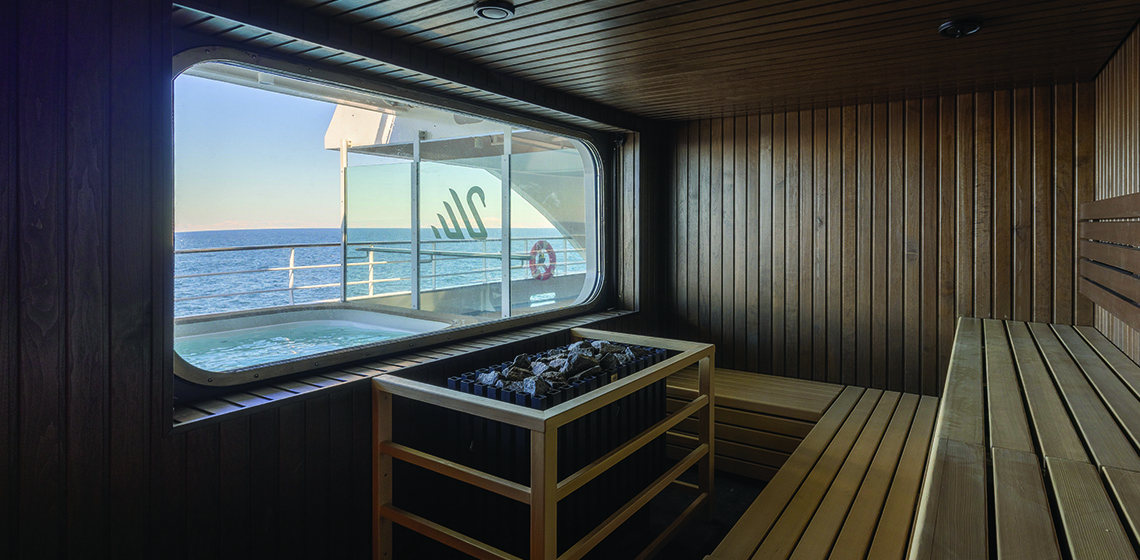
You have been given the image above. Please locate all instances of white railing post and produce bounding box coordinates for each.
[288,247,296,306]
[368,248,375,297]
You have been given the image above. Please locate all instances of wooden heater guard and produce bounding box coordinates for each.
[372,328,715,560]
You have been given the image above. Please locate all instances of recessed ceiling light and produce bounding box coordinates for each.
[474,0,515,21]
[939,19,983,38]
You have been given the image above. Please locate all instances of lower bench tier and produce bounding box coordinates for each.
[666,367,843,481]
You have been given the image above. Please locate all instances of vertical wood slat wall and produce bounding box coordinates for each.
[0,1,651,557]
[1095,25,1140,359]
[669,88,1095,396]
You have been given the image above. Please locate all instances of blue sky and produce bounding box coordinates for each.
[174,74,557,232]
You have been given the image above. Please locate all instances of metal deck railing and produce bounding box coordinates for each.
[174,236,585,316]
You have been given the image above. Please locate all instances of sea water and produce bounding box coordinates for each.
[176,319,411,371]
[175,227,581,318]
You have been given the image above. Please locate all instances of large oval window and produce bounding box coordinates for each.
[173,59,601,391]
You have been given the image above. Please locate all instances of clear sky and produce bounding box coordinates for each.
[174,73,559,233]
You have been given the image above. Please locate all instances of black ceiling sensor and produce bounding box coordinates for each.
[474,0,515,20]
[939,19,984,38]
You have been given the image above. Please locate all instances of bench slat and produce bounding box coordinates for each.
[667,398,815,438]
[668,367,841,422]
[983,319,1034,453]
[667,432,790,470]
[751,390,886,560]
[711,386,866,560]
[675,417,803,454]
[908,438,987,560]
[1007,321,1089,463]
[788,392,908,560]
[1077,324,1140,399]
[1055,324,1140,453]
[862,395,938,560]
[1046,456,1138,560]
[1031,322,1140,471]
[823,394,920,560]
[936,318,985,445]
[1103,466,1140,547]
[992,447,1062,560]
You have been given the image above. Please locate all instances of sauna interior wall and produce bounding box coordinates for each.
[0,0,653,558]
[1095,24,1140,359]
[667,89,1095,396]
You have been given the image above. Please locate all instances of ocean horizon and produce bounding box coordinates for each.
[174,227,582,318]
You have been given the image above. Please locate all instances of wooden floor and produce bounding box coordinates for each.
[913,318,1140,559]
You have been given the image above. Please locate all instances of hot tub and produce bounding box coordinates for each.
[174,303,457,393]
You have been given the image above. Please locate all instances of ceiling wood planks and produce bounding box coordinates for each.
[176,0,1140,121]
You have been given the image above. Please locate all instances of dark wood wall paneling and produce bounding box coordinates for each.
[4,3,652,560]
[1,0,16,551]
[668,89,1095,396]
[1094,24,1140,360]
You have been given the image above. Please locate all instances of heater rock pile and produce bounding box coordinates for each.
[447,339,667,410]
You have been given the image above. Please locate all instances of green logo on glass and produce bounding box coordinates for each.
[431,186,488,240]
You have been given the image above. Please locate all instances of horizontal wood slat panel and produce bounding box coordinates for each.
[669,87,1094,395]
[1080,221,1140,246]
[1083,278,1140,335]
[1080,240,1140,277]
[1080,260,1140,305]
[1094,25,1140,363]
[1080,192,1140,220]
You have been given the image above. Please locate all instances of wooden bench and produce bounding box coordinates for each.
[706,385,939,560]
[666,367,844,480]
[911,317,1140,559]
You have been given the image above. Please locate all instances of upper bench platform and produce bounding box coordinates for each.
[912,317,1140,559]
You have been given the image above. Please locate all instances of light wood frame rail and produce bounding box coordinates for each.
[373,328,715,560]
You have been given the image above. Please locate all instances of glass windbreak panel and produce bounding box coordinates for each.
[346,156,414,303]
[420,148,504,317]
[172,60,600,390]
[509,132,592,316]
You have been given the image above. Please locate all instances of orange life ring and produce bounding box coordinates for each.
[529,240,557,281]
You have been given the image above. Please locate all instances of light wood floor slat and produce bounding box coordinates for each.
[984,319,1034,453]
[750,390,886,560]
[1046,456,1138,560]
[1076,325,1140,399]
[1055,324,1140,451]
[992,447,1062,560]
[711,386,866,560]
[823,394,920,560]
[937,318,985,445]
[908,438,987,560]
[1031,322,1140,471]
[866,396,938,560]
[1006,321,1089,463]
[1101,467,1140,552]
[788,393,914,560]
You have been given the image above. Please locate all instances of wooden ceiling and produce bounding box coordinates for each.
[176,0,1140,123]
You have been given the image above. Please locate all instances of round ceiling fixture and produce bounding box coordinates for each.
[938,19,983,38]
[474,0,515,21]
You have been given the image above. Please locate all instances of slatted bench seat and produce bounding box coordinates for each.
[912,318,1140,559]
[706,385,939,560]
[665,367,845,480]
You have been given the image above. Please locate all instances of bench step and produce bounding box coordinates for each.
[710,386,938,560]
[667,367,843,480]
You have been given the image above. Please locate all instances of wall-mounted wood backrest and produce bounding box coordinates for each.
[667,87,1096,397]
[1094,24,1140,360]
[1081,194,1140,336]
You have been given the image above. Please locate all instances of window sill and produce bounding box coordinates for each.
[168,309,633,434]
